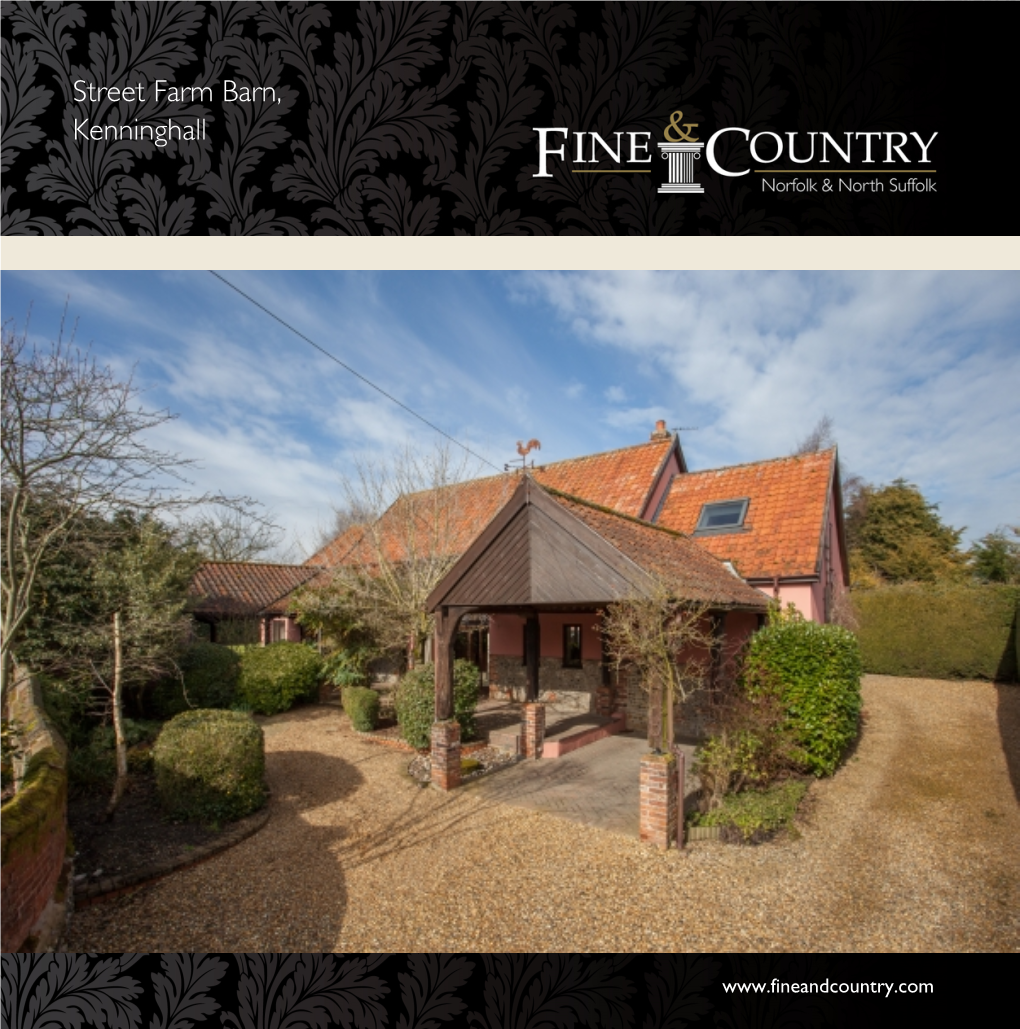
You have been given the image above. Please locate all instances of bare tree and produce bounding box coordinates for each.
[2,315,267,812]
[305,498,379,560]
[182,505,284,562]
[600,578,716,750]
[793,414,836,454]
[1,317,193,704]
[295,442,502,667]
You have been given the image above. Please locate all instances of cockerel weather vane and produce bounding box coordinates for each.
[506,438,541,472]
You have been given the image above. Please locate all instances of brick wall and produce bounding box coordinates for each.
[626,683,727,741]
[488,655,602,716]
[1,674,69,952]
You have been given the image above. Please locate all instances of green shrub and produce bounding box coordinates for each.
[742,609,862,776]
[153,709,266,823]
[322,647,374,690]
[152,642,241,717]
[343,687,380,731]
[41,680,94,751]
[853,583,1019,681]
[67,718,162,793]
[213,617,261,646]
[235,642,324,715]
[690,779,808,843]
[67,745,115,793]
[694,668,796,811]
[395,660,479,749]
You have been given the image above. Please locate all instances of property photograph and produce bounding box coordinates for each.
[2,270,1017,956]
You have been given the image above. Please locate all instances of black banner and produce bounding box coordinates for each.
[2,952,964,1027]
[1,2,1003,235]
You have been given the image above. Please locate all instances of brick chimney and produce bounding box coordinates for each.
[650,419,669,440]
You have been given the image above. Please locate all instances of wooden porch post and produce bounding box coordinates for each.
[524,613,540,701]
[434,606,458,721]
[432,606,465,790]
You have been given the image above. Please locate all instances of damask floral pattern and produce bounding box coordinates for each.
[2,953,875,1028]
[1,2,944,235]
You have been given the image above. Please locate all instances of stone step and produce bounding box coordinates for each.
[542,711,627,758]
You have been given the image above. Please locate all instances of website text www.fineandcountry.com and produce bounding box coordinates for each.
[723,980,934,998]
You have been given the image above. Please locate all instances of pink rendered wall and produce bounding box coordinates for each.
[798,500,847,623]
[491,608,759,660]
[775,583,817,621]
[489,612,602,659]
[642,446,683,520]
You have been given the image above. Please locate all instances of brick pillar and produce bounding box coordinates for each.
[522,702,545,759]
[595,684,614,717]
[639,752,678,849]
[430,720,461,791]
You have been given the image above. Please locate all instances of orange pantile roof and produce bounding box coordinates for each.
[317,437,676,570]
[547,488,771,610]
[655,449,837,580]
[304,524,366,567]
[189,561,322,617]
[532,437,674,518]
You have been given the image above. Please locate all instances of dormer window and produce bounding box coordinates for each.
[695,499,749,534]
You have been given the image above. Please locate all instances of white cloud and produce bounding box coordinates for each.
[604,405,669,431]
[604,385,627,403]
[521,271,1020,541]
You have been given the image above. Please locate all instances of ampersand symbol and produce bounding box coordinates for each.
[822,178,832,192]
[664,110,699,142]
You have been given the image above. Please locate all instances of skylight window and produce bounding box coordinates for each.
[695,499,749,533]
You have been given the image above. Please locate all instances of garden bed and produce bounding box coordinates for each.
[68,771,268,902]
[687,778,810,845]
[407,746,519,785]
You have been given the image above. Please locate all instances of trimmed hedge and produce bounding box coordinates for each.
[395,660,479,749]
[852,583,1019,681]
[235,642,324,715]
[742,615,862,776]
[343,687,380,732]
[152,642,240,717]
[153,709,266,823]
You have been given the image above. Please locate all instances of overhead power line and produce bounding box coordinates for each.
[208,271,501,472]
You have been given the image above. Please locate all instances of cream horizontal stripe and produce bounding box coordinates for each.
[2,237,1014,271]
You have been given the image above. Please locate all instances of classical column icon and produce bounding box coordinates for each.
[657,141,704,194]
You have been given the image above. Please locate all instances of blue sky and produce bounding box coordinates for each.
[3,270,1017,558]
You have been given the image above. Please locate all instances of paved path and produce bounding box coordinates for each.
[466,733,698,837]
[66,676,1020,952]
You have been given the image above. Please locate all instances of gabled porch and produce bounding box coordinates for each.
[426,474,771,790]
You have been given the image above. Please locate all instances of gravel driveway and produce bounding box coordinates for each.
[66,675,1020,952]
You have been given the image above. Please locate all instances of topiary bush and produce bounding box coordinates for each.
[741,607,862,776]
[852,583,1019,681]
[151,641,241,718]
[395,660,479,749]
[235,642,324,715]
[152,709,266,823]
[343,687,380,731]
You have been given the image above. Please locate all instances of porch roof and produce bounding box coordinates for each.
[427,476,770,613]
